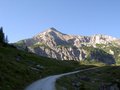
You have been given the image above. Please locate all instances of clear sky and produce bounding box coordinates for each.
[0,0,120,42]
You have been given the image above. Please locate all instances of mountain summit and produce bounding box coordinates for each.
[15,27,120,64]
[44,27,62,33]
[35,27,65,37]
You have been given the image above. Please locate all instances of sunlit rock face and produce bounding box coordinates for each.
[15,27,120,64]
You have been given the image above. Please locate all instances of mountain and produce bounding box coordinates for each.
[15,27,120,64]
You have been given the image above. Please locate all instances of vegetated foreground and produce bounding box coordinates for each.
[0,45,95,90]
[56,66,120,90]
[25,67,97,90]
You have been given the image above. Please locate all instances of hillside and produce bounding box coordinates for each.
[15,27,120,64]
[56,66,120,90]
[0,44,86,90]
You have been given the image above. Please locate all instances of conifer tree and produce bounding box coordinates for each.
[5,35,9,43]
[0,27,5,43]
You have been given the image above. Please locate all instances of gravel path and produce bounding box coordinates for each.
[25,67,97,90]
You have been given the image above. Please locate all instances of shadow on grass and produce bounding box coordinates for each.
[56,65,120,90]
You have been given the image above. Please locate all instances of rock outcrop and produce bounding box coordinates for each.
[15,27,120,64]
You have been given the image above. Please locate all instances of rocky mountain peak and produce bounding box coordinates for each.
[34,27,65,38]
[92,34,117,40]
[46,27,59,32]
[42,27,64,35]
[15,28,120,64]
[90,34,118,44]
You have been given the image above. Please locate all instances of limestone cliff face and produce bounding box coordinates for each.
[15,27,120,64]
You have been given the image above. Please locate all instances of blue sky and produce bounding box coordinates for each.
[0,0,120,42]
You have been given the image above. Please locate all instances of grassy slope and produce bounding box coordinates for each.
[0,45,82,90]
[56,66,120,90]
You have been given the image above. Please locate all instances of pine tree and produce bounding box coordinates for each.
[0,27,5,43]
[5,35,9,43]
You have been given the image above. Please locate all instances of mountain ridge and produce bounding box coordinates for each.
[15,27,120,64]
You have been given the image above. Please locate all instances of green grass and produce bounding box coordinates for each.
[1,44,116,90]
[0,45,81,90]
[56,66,120,90]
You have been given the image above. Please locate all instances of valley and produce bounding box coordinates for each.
[1,0,120,90]
[0,27,120,90]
